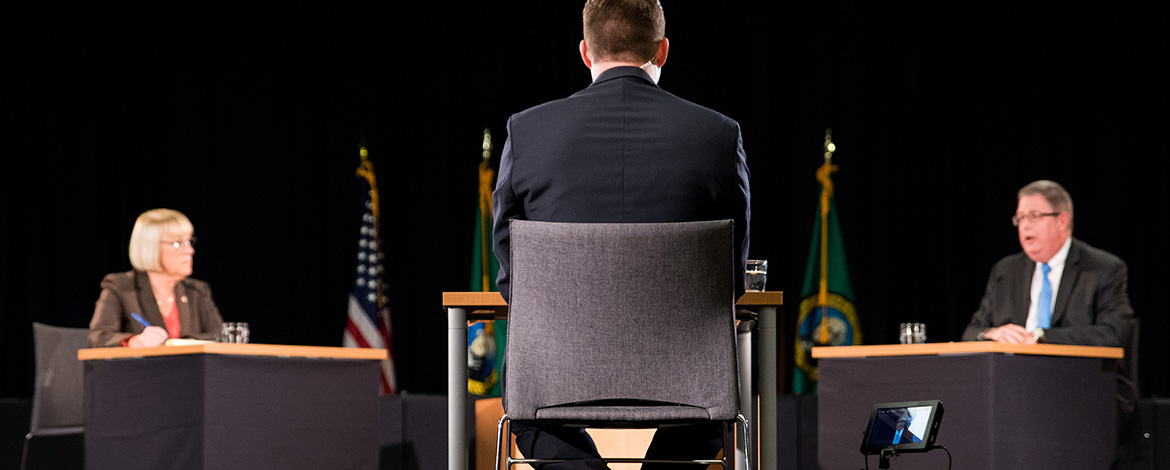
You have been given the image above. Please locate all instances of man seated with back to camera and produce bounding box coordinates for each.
[492,1,751,468]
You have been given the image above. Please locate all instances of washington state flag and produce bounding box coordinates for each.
[468,151,505,397]
[792,160,862,394]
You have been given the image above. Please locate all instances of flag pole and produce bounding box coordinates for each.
[817,130,837,344]
[478,129,494,292]
[349,144,397,394]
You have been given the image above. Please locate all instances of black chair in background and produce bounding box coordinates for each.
[22,322,88,470]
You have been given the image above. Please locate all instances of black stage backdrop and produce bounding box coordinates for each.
[2,2,1167,397]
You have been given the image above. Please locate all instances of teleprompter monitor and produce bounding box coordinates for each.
[860,399,944,455]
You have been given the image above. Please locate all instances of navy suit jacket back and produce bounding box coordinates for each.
[492,66,751,301]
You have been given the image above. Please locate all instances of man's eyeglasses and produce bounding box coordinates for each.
[1011,212,1061,227]
[161,237,197,250]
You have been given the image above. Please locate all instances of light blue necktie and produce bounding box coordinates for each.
[1036,263,1052,329]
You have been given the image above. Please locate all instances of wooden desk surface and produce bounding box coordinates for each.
[811,341,1123,359]
[441,290,782,308]
[78,343,388,361]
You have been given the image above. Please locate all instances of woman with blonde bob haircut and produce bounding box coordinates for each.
[89,209,224,347]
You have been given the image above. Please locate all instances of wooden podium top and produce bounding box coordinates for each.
[442,291,507,307]
[811,341,1123,359]
[78,343,388,361]
[441,290,782,308]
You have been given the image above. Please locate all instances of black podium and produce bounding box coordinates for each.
[80,343,386,470]
[813,342,1122,470]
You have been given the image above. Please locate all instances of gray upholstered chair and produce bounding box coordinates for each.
[22,322,89,470]
[495,219,748,469]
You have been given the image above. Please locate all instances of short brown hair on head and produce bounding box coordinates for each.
[582,0,665,64]
[1018,180,1074,231]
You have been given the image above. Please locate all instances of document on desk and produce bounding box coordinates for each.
[164,338,214,346]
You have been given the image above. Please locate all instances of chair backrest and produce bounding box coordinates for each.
[503,220,739,422]
[28,322,90,433]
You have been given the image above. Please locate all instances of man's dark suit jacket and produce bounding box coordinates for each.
[871,428,921,445]
[961,237,1140,462]
[961,237,1133,346]
[897,430,921,444]
[868,416,922,445]
[492,66,751,302]
[89,270,224,347]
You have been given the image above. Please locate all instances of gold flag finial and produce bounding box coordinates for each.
[482,128,493,162]
[823,129,835,164]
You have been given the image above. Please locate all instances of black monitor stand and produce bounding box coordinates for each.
[879,447,898,469]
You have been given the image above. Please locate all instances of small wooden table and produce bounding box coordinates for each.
[443,291,783,470]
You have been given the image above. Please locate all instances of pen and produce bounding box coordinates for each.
[131,312,152,328]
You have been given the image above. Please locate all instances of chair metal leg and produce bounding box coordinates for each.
[723,420,735,469]
[736,317,754,470]
[494,414,510,470]
[738,413,753,470]
[20,433,31,470]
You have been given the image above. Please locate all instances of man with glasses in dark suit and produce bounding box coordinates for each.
[962,179,1139,468]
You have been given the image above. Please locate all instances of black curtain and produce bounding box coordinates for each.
[3,1,1167,398]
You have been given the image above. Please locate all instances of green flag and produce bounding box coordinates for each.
[470,158,499,293]
[468,140,506,397]
[792,160,862,394]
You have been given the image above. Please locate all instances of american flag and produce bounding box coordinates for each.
[344,148,397,394]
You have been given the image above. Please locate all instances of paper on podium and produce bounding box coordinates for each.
[164,338,215,346]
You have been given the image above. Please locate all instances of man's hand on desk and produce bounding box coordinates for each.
[981,324,1038,345]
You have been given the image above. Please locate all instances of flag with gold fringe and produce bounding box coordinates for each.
[793,132,861,394]
[344,146,397,394]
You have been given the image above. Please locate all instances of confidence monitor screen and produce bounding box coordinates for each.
[859,400,944,455]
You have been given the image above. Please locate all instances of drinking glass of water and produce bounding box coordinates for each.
[746,259,768,292]
[217,322,250,343]
[899,323,926,344]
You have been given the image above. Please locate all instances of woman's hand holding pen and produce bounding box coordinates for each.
[127,327,168,347]
[127,312,168,347]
